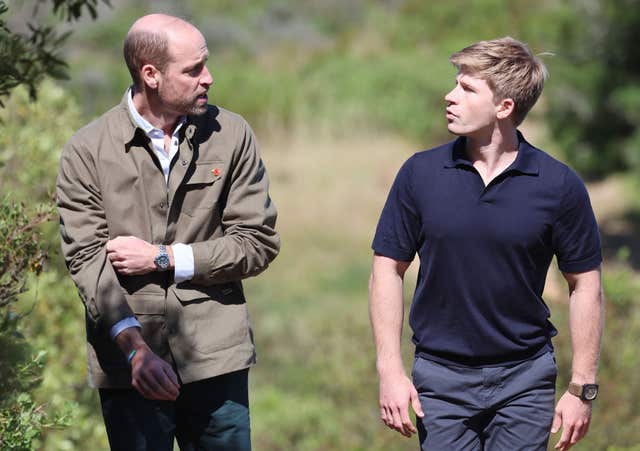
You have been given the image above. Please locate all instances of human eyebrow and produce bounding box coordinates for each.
[460,80,475,92]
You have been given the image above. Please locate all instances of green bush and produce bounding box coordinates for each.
[0,199,73,451]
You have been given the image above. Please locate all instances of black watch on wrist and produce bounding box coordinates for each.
[568,382,599,401]
[154,245,170,271]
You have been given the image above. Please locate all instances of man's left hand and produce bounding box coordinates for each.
[106,236,157,275]
[551,391,592,450]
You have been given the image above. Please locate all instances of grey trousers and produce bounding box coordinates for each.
[412,352,557,451]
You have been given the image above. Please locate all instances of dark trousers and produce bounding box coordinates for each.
[99,368,251,451]
[412,352,557,451]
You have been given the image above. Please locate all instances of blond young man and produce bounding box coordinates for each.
[57,14,279,450]
[369,37,603,451]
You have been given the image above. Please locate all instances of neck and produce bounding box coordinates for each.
[463,122,519,186]
[132,87,181,135]
[465,123,519,169]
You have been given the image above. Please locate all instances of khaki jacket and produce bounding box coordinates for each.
[56,93,279,387]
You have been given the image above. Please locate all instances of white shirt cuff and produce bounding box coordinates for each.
[109,317,141,340]
[172,243,194,283]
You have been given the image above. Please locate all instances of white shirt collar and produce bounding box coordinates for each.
[126,86,186,136]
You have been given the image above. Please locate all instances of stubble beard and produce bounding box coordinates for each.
[188,103,208,116]
[160,86,208,117]
[177,95,208,116]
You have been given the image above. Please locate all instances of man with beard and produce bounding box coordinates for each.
[369,37,603,451]
[57,14,279,450]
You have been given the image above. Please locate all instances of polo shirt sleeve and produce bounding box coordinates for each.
[372,156,421,262]
[552,168,602,273]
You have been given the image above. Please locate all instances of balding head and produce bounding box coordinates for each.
[123,14,200,89]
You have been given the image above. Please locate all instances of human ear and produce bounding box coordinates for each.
[141,64,160,89]
[496,98,515,120]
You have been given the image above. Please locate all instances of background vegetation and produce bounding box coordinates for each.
[1,0,639,450]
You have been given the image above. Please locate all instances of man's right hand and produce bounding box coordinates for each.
[379,371,425,437]
[115,328,180,401]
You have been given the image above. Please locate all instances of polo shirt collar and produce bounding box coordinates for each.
[512,131,539,175]
[444,131,539,176]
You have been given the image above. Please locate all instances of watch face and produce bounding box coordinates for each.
[155,254,170,270]
[584,385,598,400]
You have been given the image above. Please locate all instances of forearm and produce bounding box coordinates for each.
[567,268,604,383]
[369,255,409,376]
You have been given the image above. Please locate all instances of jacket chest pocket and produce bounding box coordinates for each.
[180,162,226,216]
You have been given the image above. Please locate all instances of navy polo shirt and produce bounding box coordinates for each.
[372,133,601,367]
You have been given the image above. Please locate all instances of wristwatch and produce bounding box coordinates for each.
[568,382,599,401]
[154,245,170,271]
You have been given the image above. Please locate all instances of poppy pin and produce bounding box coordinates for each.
[212,168,221,177]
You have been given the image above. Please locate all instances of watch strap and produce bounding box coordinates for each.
[568,382,582,398]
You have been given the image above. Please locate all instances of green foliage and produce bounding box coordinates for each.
[0,394,69,451]
[0,356,75,451]
[0,200,51,307]
[0,80,81,203]
[0,82,102,450]
[546,0,640,179]
[0,0,110,106]
[0,198,72,451]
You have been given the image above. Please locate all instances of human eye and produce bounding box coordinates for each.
[186,64,203,76]
[461,83,474,93]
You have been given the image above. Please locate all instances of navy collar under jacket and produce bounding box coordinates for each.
[444,131,540,177]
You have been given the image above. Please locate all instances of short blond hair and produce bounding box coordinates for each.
[449,37,548,126]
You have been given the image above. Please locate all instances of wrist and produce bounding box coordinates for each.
[127,349,138,365]
[376,360,406,378]
[115,327,147,356]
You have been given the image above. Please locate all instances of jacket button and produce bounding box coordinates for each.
[181,160,188,166]
[159,202,165,208]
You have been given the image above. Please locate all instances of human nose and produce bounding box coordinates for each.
[445,87,457,104]
[201,66,213,87]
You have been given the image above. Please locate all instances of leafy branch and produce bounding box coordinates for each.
[0,0,111,107]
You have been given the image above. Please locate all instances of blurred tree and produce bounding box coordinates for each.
[547,0,640,179]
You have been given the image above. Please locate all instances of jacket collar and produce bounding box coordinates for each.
[116,89,197,152]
